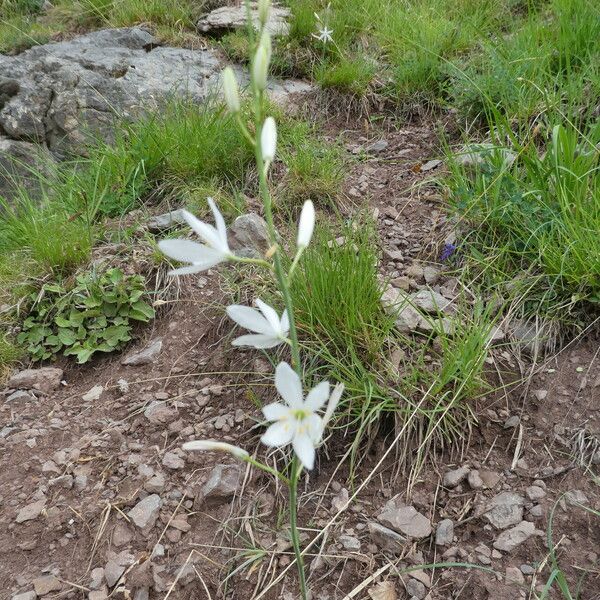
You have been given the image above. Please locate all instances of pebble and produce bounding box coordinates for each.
[443,466,470,488]
[503,415,520,429]
[338,535,361,551]
[435,519,454,546]
[405,578,426,599]
[121,338,163,366]
[162,451,184,470]
[520,564,536,575]
[467,470,484,490]
[12,593,37,600]
[127,494,162,532]
[377,502,431,539]
[505,566,525,585]
[484,492,525,529]
[493,521,536,552]
[367,522,406,554]
[201,464,242,502]
[7,367,63,394]
[16,498,46,523]
[144,401,177,425]
[33,575,62,595]
[525,485,546,501]
[145,472,166,493]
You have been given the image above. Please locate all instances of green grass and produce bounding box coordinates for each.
[447,121,600,329]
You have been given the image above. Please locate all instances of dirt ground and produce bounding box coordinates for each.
[1,121,598,600]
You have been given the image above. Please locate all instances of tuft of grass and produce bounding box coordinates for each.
[314,56,377,97]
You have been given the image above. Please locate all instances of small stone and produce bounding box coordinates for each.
[197,4,290,36]
[33,575,62,595]
[147,209,186,232]
[11,592,37,600]
[526,486,546,501]
[89,591,108,600]
[89,567,105,590]
[529,504,544,518]
[565,490,588,506]
[493,521,536,552]
[48,475,73,489]
[201,464,242,503]
[127,494,162,532]
[423,266,441,284]
[520,564,535,575]
[82,385,103,402]
[420,159,442,171]
[16,498,46,523]
[112,523,133,547]
[7,367,63,394]
[230,213,270,257]
[405,578,426,599]
[162,451,184,470]
[505,566,525,585]
[532,389,548,401]
[367,522,406,554]
[377,503,431,539]
[468,470,484,490]
[7,390,35,402]
[504,415,520,429]
[144,472,166,493]
[122,338,162,366]
[144,401,177,425]
[366,139,389,154]
[443,466,470,488]
[410,289,453,314]
[484,492,525,529]
[104,560,125,587]
[478,470,501,489]
[338,535,361,551]
[435,519,454,546]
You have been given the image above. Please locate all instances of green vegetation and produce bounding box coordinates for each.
[448,122,600,327]
[17,267,155,363]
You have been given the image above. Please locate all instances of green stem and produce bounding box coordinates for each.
[289,456,307,600]
[244,456,289,485]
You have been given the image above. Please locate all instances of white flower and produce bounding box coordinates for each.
[260,362,343,470]
[182,440,249,459]
[261,117,277,163]
[226,299,289,348]
[158,198,232,275]
[313,25,334,44]
[297,200,315,249]
[222,67,240,113]
[259,28,272,62]
[253,44,269,91]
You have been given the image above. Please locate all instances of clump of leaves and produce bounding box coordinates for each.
[18,268,155,363]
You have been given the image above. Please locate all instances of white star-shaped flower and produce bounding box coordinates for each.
[261,362,344,470]
[313,25,334,44]
[158,198,233,275]
[226,299,289,348]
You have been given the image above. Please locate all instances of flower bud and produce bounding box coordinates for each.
[221,67,240,113]
[297,200,315,248]
[258,0,271,27]
[182,440,249,459]
[261,117,277,163]
[252,44,269,91]
[259,28,272,62]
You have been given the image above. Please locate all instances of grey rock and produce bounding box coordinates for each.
[565,489,589,506]
[435,519,454,546]
[6,390,36,402]
[89,567,105,590]
[367,521,406,554]
[423,265,441,284]
[378,502,431,539]
[405,579,426,599]
[366,139,389,154]
[467,470,484,490]
[197,3,291,36]
[456,143,516,169]
[144,401,177,425]
[112,522,134,547]
[122,338,162,366]
[16,498,46,523]
[33,575,62,595]
[144,472,166,493]
[162,451,185,470]
[505,566,525,585]
[493,520,536,552]
[133,589,150,600]
[147,209,187,232]
[127,494,162,532]
[520,564,535,575]
[104,560,125,588]
[525,485,546,501]
[338,534,361,551]
[48,475,73,489]
[230,213,270,257]
[484,492,525,530]
[11,592,37,600]
[201,464,242,502]
[381,285,429,333]
[410,289,454,314]
[420,159,442,171]
[503,415,520,429]
[443,466,469,488]
[7,367,63,394]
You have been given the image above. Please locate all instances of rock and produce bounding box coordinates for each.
[484,492,525,530]
[162,451,185,470]
[197,3,291,36]
[112,522,134,547]
[122,338,163,366]
[89,591,109,600]
[133,589,150,600]
[420,159,443,171]
[144,472,166,493]
[89,567,105,590]
[503,415,520,429]
[368,580,397,600]
[366,139,389,154]
[435,519,454,546]
[338,534,361,551]
[505,566,525,585]
[443,466,469,488]
[82,385,104,402]
[381,285,428,333]
[423,265,441,284]
[532,389,548,401]
[467,470,484,490]
[201,464,242,502]
[456,143,516,169]
[565,490,588,506]
[48,475,73,489]
[6,390,36,402]
[377,502,431,539]
[105,560,125,588]
[33,575,62,595]
[525,486,546,501]
[16,498,46,523]
[367,522,406,554]
[405,578,426,599]
[147,209,187,232]
[478,470,501,489]
[7,367,63,394]
[144,401,177,425]
[493,521,536,552]
[229,213,270,257]
[410,289,454,314]
[520,564,535,575]
[11,592,37,600]
[128,494,162,532]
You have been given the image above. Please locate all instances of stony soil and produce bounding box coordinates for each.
[1,118,599,600]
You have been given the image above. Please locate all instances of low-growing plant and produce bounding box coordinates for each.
[17,267,155,363]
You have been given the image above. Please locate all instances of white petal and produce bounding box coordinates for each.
[226,305,273,335]
[305,413,324,444]
[256,299,283,334]
[297,200,315,248]
[182,440,249,458]
[158,239,211,263]
[261,421,294,447]
[261,117,277,162]
[280,310,290,335]
[181,209,224,251]
[168,265,208,276]
[262,402,290,421]
[293,432,316,470]
[232,334,282,348]
[304,380,330,412]
[275,362,303,409]
[322,382,344,430]
[207,197,229,250]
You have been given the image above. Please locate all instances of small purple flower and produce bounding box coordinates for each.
[440,243,457,261]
